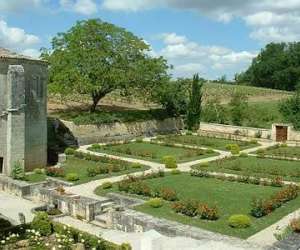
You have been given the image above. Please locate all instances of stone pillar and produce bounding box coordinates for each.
[5,65,25,175]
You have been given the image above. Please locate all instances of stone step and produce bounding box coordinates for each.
[90,220,108,229]
[101,201,115,210]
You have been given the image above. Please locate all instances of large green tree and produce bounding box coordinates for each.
[42,19,170,112]
[236,42,300,91]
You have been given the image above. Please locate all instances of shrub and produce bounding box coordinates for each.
[110,165,121,173]
[46,167,65,177]
[31,212,52,236]
[64,147,75,155]
[162,156,177,169]
[101,182,113,189]
[271,177,284,187]
[10,161,25,180]
[228,214,251,228]
[66,173,79,182]
[290,218,300,233]
[74,151,85,159]
[198,204,219,221]
[147,198,163,208]
[131,163,142,169]
[159,187,178,201]
[91,144,102,150]
[171,169,181,175]
[226,144,240,155]
[171,199,199,217]
[87,166,99,177]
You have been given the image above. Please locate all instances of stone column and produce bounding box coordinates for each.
[6,65,25,175]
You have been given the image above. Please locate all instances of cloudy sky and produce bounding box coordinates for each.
[0,0,299,79]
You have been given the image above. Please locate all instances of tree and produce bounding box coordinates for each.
[186,74,204,131]
[238,42,300,90]
[42,19,170,112]
[229,92,248,126]
[202,96,227,124]
[279,84,300,129]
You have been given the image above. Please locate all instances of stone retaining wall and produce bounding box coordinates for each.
[61,118,184,145]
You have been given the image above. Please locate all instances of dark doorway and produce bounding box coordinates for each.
[276,126,288,142]
[0,157,3,174]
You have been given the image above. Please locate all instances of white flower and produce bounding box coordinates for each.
[57,239,61,242]
[63,226,67,230]
[81,239,85,243]
[45,243,49,246]
[58,245,62,249]
[1,240,5,244]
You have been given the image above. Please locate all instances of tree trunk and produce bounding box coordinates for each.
[90,91,109,113]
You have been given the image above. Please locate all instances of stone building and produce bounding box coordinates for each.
[0,48,48,175]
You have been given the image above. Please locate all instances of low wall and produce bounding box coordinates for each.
[110,209,257,249]
[198,122,272,140]
[61,118,184,145]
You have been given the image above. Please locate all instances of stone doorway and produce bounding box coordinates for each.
[0,158,3,174]
[276,125,288,142]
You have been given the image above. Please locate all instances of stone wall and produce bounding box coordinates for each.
[61,118,184,145]
[198,122,272,140]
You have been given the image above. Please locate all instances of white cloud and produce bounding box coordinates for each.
[22,48,41,59]
[102,0,300,43]
[60,0,97,15]
[0,0,41,12]
[0,20,41,57]
[153,33,257,79]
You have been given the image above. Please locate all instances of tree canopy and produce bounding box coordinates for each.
[236,42,300,91]
[42,19,170,112]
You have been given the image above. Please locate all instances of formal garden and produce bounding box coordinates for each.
[24,151,149,185]
[87,140,218,163]
[192,155,300,182]
[95,171,299,239]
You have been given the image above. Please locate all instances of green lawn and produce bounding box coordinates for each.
[262,145,300,159]
[154,135,259,151]
[26,156,149,185]
[89,142,218,163]
[192,156,300,182]
[95,173,300,238]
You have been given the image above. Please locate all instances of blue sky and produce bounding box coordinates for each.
[0,0,299,79]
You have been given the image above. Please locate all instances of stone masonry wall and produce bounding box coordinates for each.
[61,117,184,145]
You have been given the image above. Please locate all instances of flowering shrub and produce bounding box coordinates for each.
[159,187,178,201]
[46,167,65,177]
[251,185,299,218]
[290,218,300,233]
[197,204,219,220]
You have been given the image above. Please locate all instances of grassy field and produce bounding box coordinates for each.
[95,173,299,238]
[261,145,300,159]
[192,156,300,182]
[88,142,218,163]
[154,135,259,151]
[26,156,149,185]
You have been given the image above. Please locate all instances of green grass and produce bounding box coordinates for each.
[262,146,300,159]
[89,142,218,163]
[51,108,171,125]
[154,135,259,151]
[26,156,149,185]
[192,156,300,182]
[95,173,300,238]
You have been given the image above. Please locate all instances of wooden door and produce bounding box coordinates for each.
[276,126,288,142]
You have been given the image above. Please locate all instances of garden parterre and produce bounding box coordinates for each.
[95,173,300,239]
[192,156,300,182]
[88,141,218,163]
[152,134,259,151]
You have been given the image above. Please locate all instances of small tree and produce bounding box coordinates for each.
[186,74,204,131]
[229,92,248,126]
[11,161,25,180]
[202,96,227,124]
[279,85,300,129]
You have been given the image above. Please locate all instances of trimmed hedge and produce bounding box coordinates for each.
[228,215,251,228]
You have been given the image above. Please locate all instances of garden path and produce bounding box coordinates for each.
[66,141,276,200]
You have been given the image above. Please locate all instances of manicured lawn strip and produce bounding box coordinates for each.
[89,142,218,163]
[262,146,300,159]
[25,173,47,183]
[95,173,299,238]
[192,156,300,182]
[153,135,259,151]
[26,156,149,185]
